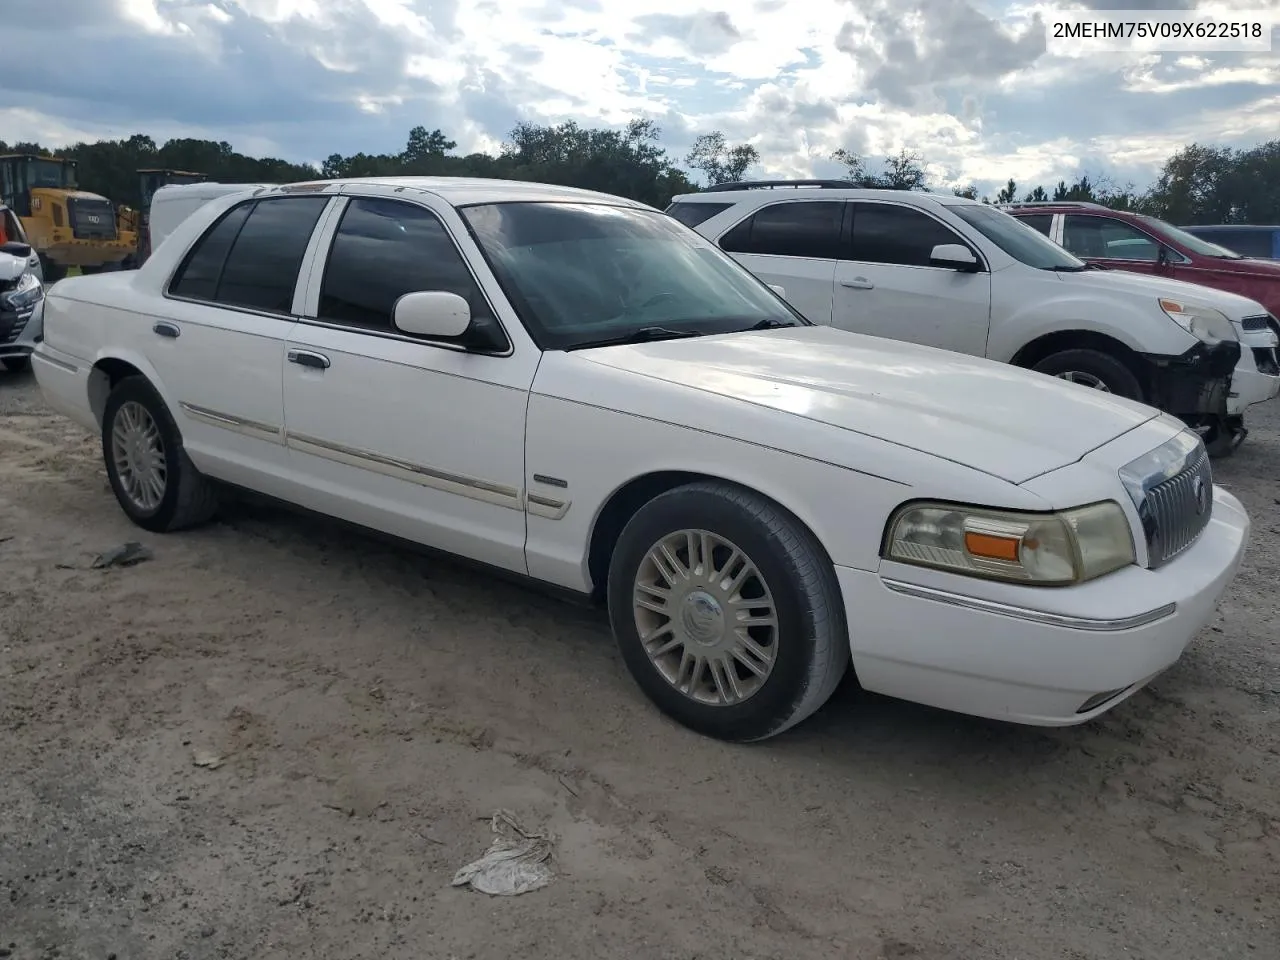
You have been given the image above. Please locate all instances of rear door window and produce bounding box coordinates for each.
[718,201,844,259]
[170,197,328,312]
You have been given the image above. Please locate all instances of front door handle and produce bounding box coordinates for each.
[288,349,330,370]
[153,321,180,338]
[840,277,874,290]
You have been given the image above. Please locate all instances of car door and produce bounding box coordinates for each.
[152,193,332,491]
[716,199,842,324]
[832,200,992,356]
[280,189,535,574]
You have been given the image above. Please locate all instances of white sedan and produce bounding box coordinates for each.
[30,177,1249,741]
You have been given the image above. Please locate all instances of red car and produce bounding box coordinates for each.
[1004,201,1280,338]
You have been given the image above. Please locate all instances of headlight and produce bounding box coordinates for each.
[0,271,43,311]
[883,500,1135,585]
[1159,298,1237,344]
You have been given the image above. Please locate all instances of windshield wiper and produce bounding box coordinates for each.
[741,317,797,330]
[1048,264,1088,272]
[568,326,704,350]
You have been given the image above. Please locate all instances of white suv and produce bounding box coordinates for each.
[669,181,1280,455]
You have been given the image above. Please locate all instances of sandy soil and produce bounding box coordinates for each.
[1,367,1277,960]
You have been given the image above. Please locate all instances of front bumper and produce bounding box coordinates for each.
[1227,328,1280,414]
[1143,340,1238,419]
[0,299,41,360]
[836,486,1249,725]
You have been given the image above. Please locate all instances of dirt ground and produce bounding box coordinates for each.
[1,367,1277,960]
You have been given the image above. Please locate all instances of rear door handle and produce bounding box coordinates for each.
[288,349,330,370]
[153,321,180,338]
[840,278,874,290]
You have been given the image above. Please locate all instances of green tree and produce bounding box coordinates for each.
[686,131,759,185]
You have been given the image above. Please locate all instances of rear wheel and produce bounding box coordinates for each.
[1031,348,1144,401]
[607,481,849,742]
[101,376,219,532]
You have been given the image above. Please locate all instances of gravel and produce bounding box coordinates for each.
[1,367,1277,959]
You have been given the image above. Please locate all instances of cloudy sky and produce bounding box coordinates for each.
[3,0,1279,195]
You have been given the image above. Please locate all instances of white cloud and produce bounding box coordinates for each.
[4,0,1279,196]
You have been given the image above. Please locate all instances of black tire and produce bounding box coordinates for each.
[1031,348,1144,401]
[2,357,30,373]
[101,375,219,532]
[80,264,103,275]
[39,255,66,284]
[607,481,849,742]
[1204,415,1245,458]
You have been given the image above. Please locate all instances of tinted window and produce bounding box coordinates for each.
[719,201,843,259]
[1062,215,1159,262]
[217,198,328,311]
[318,197,497,339]
[665,201,733,228]
[169,202,252,301]
[850,202,967,266]
[170,197,327,311]
[1017,214,1053,236]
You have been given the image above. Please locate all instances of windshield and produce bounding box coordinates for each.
[1138,215,1243,259]
[29,159,73,189]
[948,203,1086,270]
[459,201,806,350]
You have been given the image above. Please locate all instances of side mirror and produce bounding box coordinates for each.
[0,241,32,259]
[930,243,980,271]
[393,290,471,339]
[768,283,787,299]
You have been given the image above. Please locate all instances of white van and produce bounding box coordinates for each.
[148,182,276,258]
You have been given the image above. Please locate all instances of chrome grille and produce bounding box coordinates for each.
[1,312,30,345]
[1119,431,1213,569]
[1241,315,1270,332]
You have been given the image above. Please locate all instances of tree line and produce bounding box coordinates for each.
[2,122,1277,225]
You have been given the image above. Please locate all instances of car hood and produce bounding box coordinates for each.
[574,326,1160,484]
[1069,267,1268,318]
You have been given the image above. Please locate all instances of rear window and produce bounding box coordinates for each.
[664,201,733,228]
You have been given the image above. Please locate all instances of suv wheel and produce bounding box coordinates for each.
[1031,349,1144,401]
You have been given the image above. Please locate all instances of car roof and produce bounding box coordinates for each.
[1002,202,1141,218]
[669,186,984,208]
[259,176,655,210]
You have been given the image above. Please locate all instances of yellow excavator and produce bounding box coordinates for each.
[0,153,135,281]
[117,168,207,268]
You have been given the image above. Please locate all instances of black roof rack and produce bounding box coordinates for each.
[702,179,859,192]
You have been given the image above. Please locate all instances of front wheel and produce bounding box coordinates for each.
[607,482,850,742]
[1031,348,1144,401]
[101,376,219,532]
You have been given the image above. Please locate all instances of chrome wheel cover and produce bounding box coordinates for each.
[632,529,780,706]
[111,401,167,512]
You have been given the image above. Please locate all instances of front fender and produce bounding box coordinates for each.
[987,285,1197,363]
[520,392,1049,594]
